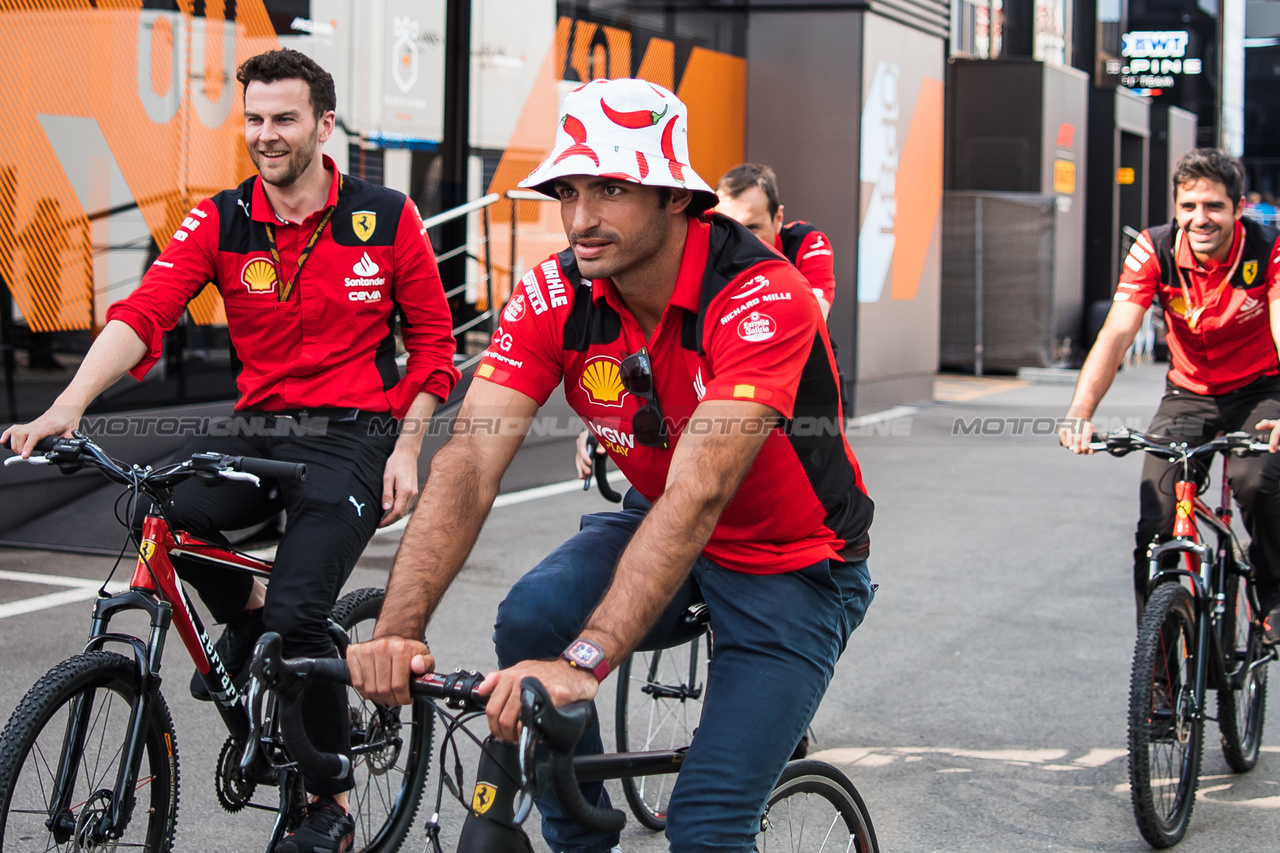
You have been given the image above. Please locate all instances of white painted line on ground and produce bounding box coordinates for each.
[0,570,129,620]
[368,470,631,539]
[847,406,918,428]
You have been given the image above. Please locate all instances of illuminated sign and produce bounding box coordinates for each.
[1114,30,1202,91]
[1122,31,1189,58]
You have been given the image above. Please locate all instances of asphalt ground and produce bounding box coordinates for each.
[2,362,1279,852]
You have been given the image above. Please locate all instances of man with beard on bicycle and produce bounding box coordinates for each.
[348,77,875,853]
[2,49,459,853]
[1059,148,1280,643]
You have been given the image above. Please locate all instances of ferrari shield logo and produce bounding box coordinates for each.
[137,540,156,569]
[471,782,497,815]
[352,211,376,242]
[1243,260,1258,285]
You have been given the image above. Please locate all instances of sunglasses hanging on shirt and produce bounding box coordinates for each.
[620,346,669,449]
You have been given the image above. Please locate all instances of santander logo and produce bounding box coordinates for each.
[353,252,379,277]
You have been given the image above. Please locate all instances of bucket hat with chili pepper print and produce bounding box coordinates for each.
[518,77,717,213]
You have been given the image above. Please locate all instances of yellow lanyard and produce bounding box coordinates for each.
[1172,225,1243,332]
[264,205,335,303]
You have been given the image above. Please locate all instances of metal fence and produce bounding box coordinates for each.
[940,192,1058,375]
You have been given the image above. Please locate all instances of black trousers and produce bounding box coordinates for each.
[134,411,396,795]
[1135,375,1280,615]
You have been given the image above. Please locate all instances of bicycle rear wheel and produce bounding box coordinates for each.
[0,651,179,852]
[1217,570,1268,772]
[1128,582,1202,848]
[330,587,433,853]
[758,760,877,852]
[615,635,710,831]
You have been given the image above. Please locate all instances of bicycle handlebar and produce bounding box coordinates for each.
[3,432,307,486]
[243,632,628,833]
[1087,429,1272,459]
[584,434,623,503]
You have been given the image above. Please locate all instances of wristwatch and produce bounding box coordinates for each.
[562,638,611,681]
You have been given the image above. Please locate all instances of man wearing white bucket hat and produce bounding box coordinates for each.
[349,78,875,852]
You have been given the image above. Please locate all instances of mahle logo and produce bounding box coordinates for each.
[581,356,626,407]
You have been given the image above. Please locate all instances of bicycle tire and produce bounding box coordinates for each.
[1216,569,1268,772]
[758,759,878,852]
[614,635,710,831]
[329,587,433,853]
[0,651,179,852]
[1128,582,1202,848]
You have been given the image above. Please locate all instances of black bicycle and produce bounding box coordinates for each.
[1091,429,1277,847]
[248,634,879,852]
[0,434,431,852]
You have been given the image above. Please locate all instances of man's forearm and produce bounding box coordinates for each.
[393,391,440,456]
[1066,331,1130,421]
[373,441,498,640]
[579,483,724,667]
[55,320,148,413]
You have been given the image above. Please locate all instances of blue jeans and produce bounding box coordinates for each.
[493,489,874,853]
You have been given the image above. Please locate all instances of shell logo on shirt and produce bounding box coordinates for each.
[581,356,627,407]
[240,258,278,294]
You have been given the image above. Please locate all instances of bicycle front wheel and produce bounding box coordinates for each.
[1217,570,1268,773]
[615,635,710,831]
[0,651,179,852]
[330,587,433,853]
[758,760,877,852]
[1128,582,1202,848]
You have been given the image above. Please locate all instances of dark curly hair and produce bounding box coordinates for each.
[236,49,336,118]
[1172,148,1245,203]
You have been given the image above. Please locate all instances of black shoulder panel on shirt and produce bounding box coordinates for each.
[1237,217,1280,289]
[559,248,623,352]
[213,176,270,256]
[686,213,787,354]
[329,174,406,248]
[779,221,819,267]
[784,330,874,550]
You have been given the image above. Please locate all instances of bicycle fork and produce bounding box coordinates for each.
[42,589,174,845]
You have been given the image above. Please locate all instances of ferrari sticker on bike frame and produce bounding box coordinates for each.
[1176,499,1192,519]
[472,781,498,814]
[137,540,156,567]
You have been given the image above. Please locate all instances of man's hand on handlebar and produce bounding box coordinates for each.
[1256,419,1280,453]
[1,406,84,459]
[347,636,433,707]
[479,658,598,743]
[575,429,605,481]
[1058,414,1096,455]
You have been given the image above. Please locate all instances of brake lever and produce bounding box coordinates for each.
[514,725,536,824]
[220,470,262,486]
[239,675,267,773]
[3,455,50,466]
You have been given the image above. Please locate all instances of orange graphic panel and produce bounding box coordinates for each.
[892,77,943,301]
[676,48,746,193]
[482,18,745,311]
[0,1,278,332]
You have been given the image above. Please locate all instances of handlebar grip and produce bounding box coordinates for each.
[236,456,307,481]
[548,752,626,833]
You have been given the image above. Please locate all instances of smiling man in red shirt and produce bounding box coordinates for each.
[3,49,458,853]
[1061,149,1280,639]
[349,78,874,853]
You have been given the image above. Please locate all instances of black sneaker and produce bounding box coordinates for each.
[275,797,354,853]
[190,607,265,702]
